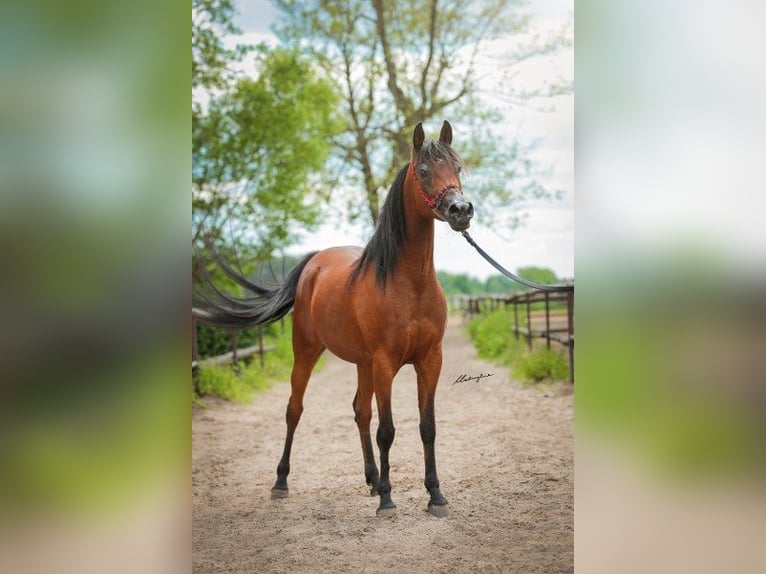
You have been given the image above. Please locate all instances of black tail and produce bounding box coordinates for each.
[193,248,318,329]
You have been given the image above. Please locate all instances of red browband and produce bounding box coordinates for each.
[408,161,462,211]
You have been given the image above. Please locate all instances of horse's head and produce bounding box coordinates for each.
[409,121,474,231]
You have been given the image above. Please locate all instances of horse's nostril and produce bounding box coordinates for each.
[449,201,473,219]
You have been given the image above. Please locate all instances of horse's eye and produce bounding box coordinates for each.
[417,165,429,177]
[455,165,462,174]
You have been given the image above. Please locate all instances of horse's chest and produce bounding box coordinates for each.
[385,296,443,330]
[347,278,446,359]
[390,304,446,354]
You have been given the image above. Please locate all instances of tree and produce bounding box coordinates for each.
[193,48,341,256]
[272,0,571,228]
[193,0,243,91]
[437,271,483,295]
[517,266,558,286]
[437,269,560,295]
[192,0,342,257]
[484,274,515,294]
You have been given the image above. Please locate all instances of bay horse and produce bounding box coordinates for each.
[194,121,474,516]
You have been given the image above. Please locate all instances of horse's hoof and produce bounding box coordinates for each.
[271,487,289,500]
[369,486,378,497]
[427,502,449,518]
[376,505,397,517]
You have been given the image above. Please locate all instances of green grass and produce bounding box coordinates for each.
[196,362,278,403]
[515,346,570,383]
[194,318,324,404]
[465,308,569,384]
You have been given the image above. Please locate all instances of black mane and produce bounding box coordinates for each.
[349,163,408,287]
[349,141,464,288]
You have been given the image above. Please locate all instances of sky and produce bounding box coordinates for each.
[226,0,574,280]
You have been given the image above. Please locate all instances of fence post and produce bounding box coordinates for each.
[513,296,519,341]
[525,292,532,350]
[545,291,551,349]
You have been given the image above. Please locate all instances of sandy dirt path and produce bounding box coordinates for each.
[192,318,573,573]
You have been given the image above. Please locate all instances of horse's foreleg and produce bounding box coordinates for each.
[353,365,379,496]
[373,361,396,516]
[271,342,324,498]
[415,349,449,517]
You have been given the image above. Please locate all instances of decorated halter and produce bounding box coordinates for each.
[408,160,463,211]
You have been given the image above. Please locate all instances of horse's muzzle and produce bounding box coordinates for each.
[443,195,474,231]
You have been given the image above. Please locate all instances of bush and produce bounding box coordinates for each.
[195,320,286,359]
[515,347,570,383]
[194,317,324,403]
[196,362,276,403]
[466,309,569,384]
[467,308,518,362]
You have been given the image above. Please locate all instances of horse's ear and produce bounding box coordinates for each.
[413,122,425,150]
[439,120,452,145]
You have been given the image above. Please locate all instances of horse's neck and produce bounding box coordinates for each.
[398,192,438,285]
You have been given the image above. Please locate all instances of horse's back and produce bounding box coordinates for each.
[298,246,362,295]
[307,245,364,269]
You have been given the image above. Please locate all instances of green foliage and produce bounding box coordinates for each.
[267,316,298,365]
[515,347,570,383]
[192,0,242,90]
[517,266,559,286]
[466,308,568,384]
[272,0,571,229]
[467,307,519,362]
[193,253,311,359]
[438,266,560,296]
[194,317,323,404]
[196,322,230,358]
[438,271,483,295]
[196,322,283,359]
[484,274,517,294]
[193,0,342,254]
[193,47,342,254]
[196,362,276,403]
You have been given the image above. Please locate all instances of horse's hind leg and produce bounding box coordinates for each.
[353,365,379,496]
[271,336,324,499]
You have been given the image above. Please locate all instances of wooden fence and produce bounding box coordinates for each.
[191,317,274,372]
[449,287,574,382]
[192,288,574,381]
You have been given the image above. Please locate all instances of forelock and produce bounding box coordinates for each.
[417,140,464,173]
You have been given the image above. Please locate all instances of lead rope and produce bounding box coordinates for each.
[461,230,574,293]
